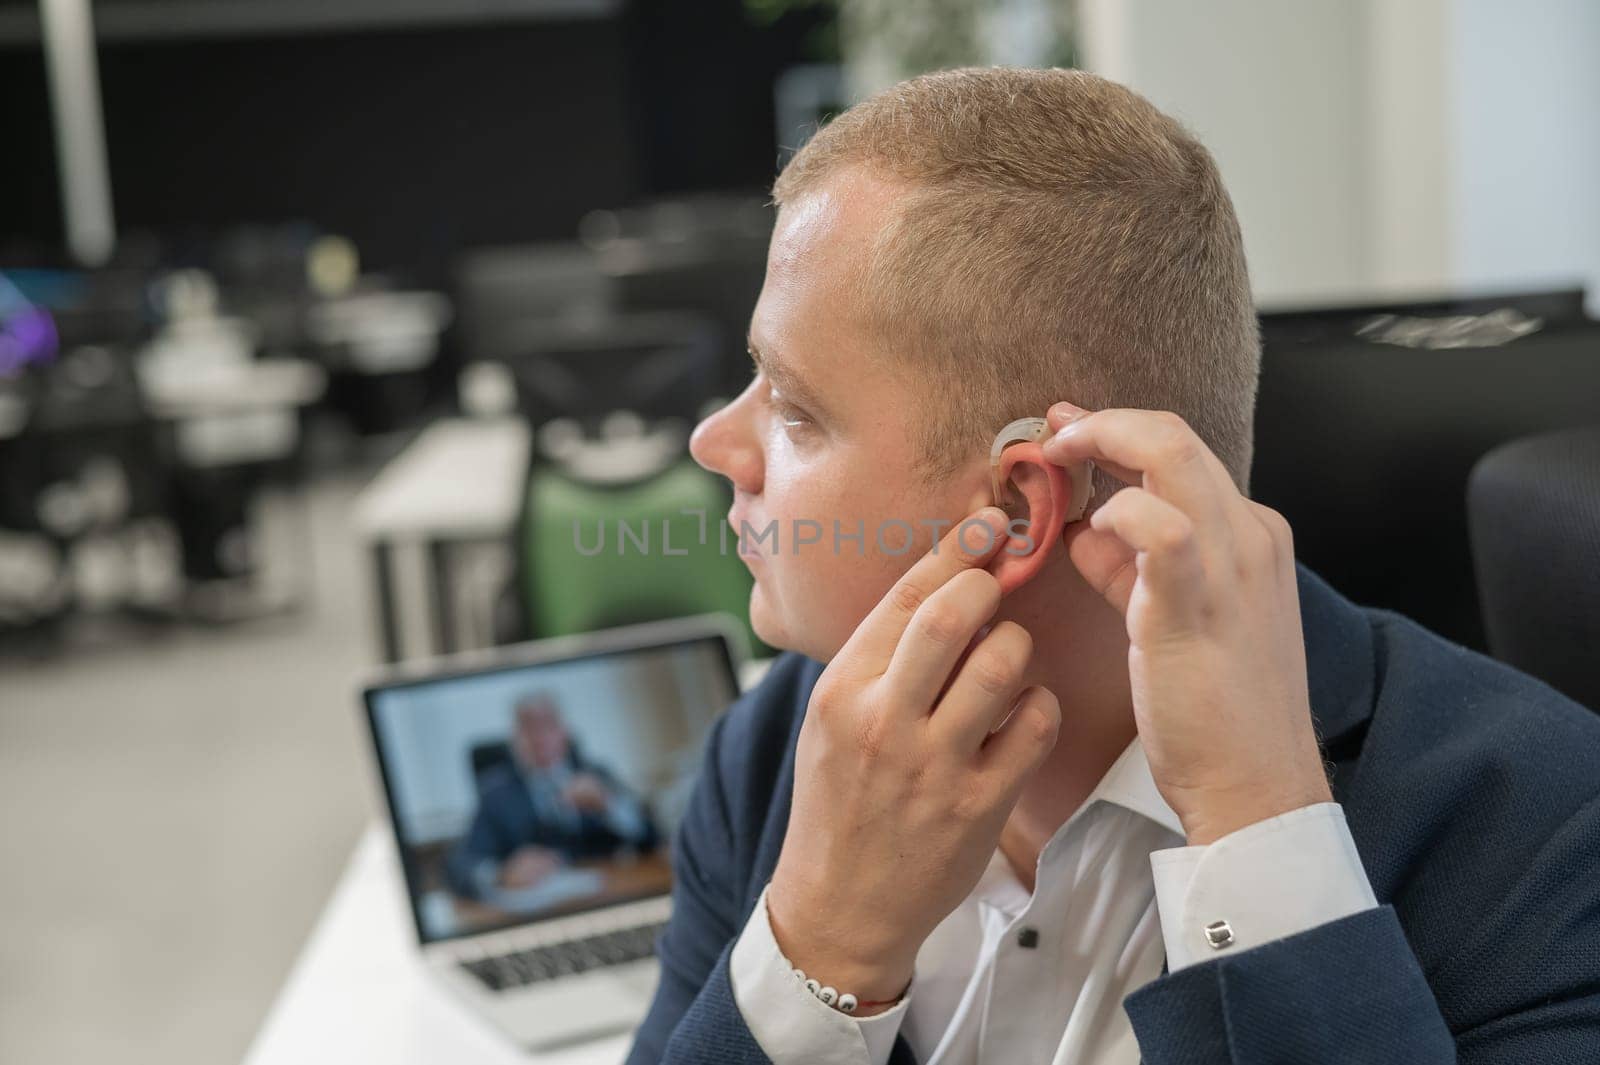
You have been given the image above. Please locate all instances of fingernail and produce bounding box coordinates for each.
[1048,423,1083,447]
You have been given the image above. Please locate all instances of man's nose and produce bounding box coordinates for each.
[690,385,763,495]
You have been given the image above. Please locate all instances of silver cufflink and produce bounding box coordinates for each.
[1204,919,1235,950]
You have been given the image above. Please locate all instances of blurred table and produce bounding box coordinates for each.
[452,852,674,934]
[142,357,327,470]
[141,357,326,418]
[242,825,630,1065]
[355,417,531,661]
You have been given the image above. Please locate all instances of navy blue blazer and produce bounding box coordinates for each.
[624,563,1600,1064]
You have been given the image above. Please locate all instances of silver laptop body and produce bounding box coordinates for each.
[361,615,745,1050]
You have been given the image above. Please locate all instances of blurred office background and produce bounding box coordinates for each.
[1,1,1597,1063]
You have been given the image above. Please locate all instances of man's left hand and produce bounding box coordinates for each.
[1041,402,1331,845]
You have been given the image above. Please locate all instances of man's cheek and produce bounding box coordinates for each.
[821,561,896,642]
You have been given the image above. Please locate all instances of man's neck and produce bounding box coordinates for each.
[995,554,1137,889]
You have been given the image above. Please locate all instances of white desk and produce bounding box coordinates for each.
[354,417,532,661]
[355,417,531,543]
[141,358,327,419]
[243,825,631,1065]
[141,356,327,465]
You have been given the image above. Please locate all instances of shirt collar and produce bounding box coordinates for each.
[1085,736,1185,838]
[971,735,1182,913]
[523,762,572,791]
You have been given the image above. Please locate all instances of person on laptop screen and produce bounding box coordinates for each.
[623,68,1600,1064]
[447,693,659,902]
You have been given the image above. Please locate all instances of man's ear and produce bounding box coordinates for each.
[988,441,1068,596]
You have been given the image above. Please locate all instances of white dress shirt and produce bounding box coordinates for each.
[729,738,1377,1065]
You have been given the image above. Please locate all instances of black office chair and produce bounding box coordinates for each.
[469,741,516,795]
[1467,424,1600,712]
[1252,291,1600,649]
[454,242,619,364]
[500,311,723,429]
[583,197,770,400]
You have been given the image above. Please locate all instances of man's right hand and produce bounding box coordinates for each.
[499,845,562,889]
[766,507,1061,1013]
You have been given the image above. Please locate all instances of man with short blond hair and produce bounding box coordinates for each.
[624,67,1600,1065]
[774,67,1259,506]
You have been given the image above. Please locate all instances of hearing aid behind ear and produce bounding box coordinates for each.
[990,417,1094,524]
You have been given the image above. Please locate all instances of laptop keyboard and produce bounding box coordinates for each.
[462,922,666,992]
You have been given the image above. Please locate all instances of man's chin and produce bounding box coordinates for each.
[747,582,792,653]
[747,582,847,663]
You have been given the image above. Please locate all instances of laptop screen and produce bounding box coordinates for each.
[365,627,741,944]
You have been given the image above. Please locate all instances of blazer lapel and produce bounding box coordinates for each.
[743,656,822,916]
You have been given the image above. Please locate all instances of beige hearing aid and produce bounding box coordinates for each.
[990,416,1095,524]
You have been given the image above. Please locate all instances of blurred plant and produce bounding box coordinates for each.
[744,0,842,61]
[744,0,831,22]
[845,0,985,76]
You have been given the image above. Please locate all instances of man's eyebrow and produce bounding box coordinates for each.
[747,335,827,410]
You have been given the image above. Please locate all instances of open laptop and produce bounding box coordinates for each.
[361,614,745,1050]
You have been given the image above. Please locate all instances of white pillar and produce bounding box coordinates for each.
[40,0,115,266]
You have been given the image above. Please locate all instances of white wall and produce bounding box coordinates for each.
[1078,0,1598,310]
[1451,0,1600,307]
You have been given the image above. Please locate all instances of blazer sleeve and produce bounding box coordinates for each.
[1124,793,1600,1064]
[624,710,774,1065]
[1124,904,1455,1063]
[444,782,517,900]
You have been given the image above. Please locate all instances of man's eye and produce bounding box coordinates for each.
[768,392,813,433]
[776,403,811,430]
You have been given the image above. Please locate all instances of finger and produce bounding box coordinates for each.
[929,620,1034,753]
[1045,402,1085,431]
[842,507,1011,670]
[1042,409,1238,531]
[978,685,1061,791]
[1062,521,1138,616]
[882,568,1004,715]
[1245,499,1295,568]
[1088,486,1209,622]
[1046,404,1140,485]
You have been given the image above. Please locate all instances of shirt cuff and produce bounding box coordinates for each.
[727,883,909,1065]
[1149,801,1378,972]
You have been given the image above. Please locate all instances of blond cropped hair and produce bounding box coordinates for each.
[773,67,1260,504]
